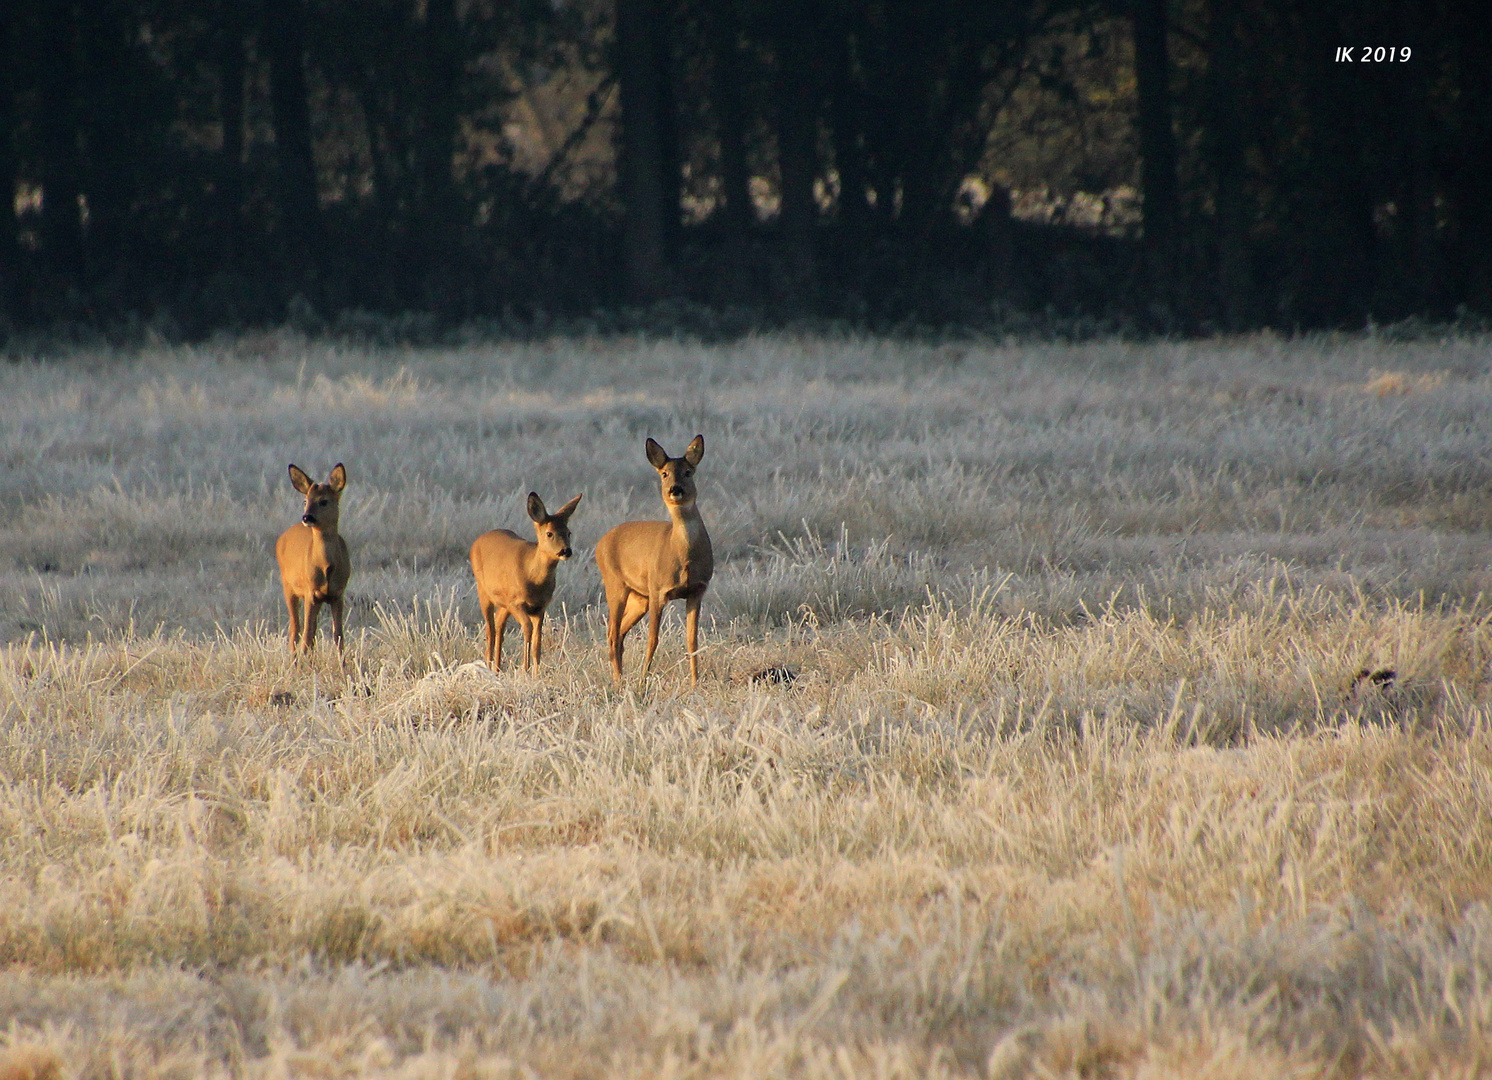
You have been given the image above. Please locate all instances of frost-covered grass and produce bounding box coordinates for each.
[2,331,1491,1077]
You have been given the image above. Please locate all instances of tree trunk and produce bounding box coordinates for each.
[1207,0,1250,329]
[1131,0,1179,280]
[711,0,752,232]
[654,4,681,258]
[218,0,246,267]
[37,0,83,280]
[773,0,819,301]
[854,7,899,228]
[616,0,674,300]
[0,0,19,315]
[420,0,461,244]
[78,0,130,276]
[263,0,321,270]
[980,184,1015,296]
[1299,3,1373,323]
[882,1,935,229]
[827,1,869,229]
[355,81,399,231]
[1454,0,1492,311]
[1401,4,1438,314]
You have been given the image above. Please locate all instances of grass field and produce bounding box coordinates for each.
[2,331,1492,1078]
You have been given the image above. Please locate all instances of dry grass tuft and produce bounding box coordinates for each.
[1364,369,1448,397]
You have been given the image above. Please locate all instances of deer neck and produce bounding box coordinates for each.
[666,502,707,553]
[524,544,560,587]
[304,520,338,549]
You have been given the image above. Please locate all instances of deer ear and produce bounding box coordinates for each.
[684,435,704,466]
[328,463,347,492]
[645,437,668,469]
[288,464,313,494]
[527,492,547,523]
[555,493,582,520]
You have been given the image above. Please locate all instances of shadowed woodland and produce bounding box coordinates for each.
[0,0,1488,337]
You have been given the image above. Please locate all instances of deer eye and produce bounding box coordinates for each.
[318,498,328,506]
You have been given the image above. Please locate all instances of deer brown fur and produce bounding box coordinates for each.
[470,492,582,672]
[595,436,713,686]
[275,463,351,653]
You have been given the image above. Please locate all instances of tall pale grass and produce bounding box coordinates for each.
[1,331,1491,1077]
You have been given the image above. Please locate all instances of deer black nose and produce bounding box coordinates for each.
[302,513,316,525]
[559,547,572,559]
[668,485,685,499]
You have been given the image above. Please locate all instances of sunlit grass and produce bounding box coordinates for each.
[1,331,1491,1076]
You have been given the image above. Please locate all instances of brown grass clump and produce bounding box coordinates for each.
[1,332,1492,1075]
[1364,369,1448,396]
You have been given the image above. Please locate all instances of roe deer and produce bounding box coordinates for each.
[470,491,582,672]
[595,435,714,686]
[275,463,351,654]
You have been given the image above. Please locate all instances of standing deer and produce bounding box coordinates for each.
[595,435,713,686]
[470,492,582,672]
[276,463,351,654]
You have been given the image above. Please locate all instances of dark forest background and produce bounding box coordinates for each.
[0,0,1488,339]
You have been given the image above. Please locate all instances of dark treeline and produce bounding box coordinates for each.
[0,0,1487,337]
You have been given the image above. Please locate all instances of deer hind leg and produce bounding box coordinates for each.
[611,592,649,680]
[480,599,499,669]
[605,592,625,680]
[494,609,511,671]
[330,597,345,653]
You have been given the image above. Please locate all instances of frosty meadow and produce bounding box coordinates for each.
[1,332,1492,1077]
